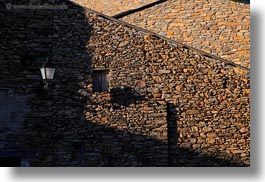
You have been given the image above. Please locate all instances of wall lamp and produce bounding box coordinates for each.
[40,58,55,89]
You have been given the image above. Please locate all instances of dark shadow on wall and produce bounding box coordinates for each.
[53,123,168,166]
[51,121,247,167]
[166,103,247,167]
[0,0,94,166]
[167,103,178,166]
[110,86,147,108]
[0,0,248,167]
[38,0,94,166]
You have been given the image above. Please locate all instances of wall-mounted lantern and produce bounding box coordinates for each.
[40,58,55,89]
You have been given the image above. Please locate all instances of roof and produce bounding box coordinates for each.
[70,0,157,16]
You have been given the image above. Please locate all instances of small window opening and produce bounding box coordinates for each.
[93,70,109,92]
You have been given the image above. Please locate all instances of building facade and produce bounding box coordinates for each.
[0,0,250,166]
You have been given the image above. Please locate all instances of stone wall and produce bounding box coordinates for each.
[70,0,251,68]
[0,89,30,141]
[0,0,250,166]
[121,0,250,68]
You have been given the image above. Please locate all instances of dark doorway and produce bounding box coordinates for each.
[72,142,86,166]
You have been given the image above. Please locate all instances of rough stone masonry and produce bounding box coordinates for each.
[73,0,250,68]
[0,0,250,166]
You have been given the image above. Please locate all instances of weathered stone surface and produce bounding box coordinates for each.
[72,0,157,16]
[240,128,249,133]
[207,132,217,138]
[180,143,191,149]
[136,80,146,88]
[0,0,250,167]
[186,110,199,115]
[121,0,250,68]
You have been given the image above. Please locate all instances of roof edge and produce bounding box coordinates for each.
[112,0,168,19]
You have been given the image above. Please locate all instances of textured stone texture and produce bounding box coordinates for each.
[71,0,157,16]
[121,0,250,68]
[72,0,250,68]
[0,0,250,166]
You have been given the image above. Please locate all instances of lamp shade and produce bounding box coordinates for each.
[40,67,55,80]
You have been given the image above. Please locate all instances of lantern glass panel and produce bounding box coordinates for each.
[40,67,55,80]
